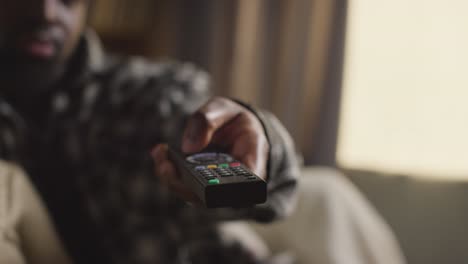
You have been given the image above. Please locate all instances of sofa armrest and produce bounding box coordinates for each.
[248,166,405,264]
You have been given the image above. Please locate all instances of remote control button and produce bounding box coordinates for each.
[232,170,251,176]
[186,153,234,164]
[208,178,220,185]
[195,166,205,170]
[231,168,249,174]
[216,168,233,176]
[217,153,234,163]
[229,162,241,167]
[186,152,218,164]
[219,163,229,168]
[207,165,217,169]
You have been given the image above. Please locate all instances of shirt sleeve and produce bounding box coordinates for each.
[243,108,300,222]
[137,62,300,223]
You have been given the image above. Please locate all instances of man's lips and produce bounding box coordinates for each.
[20,38,56,59]
[16,28,64,60]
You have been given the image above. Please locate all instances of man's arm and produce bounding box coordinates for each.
[152,97,300,223]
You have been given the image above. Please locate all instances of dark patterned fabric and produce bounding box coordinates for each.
[0,30,299,264]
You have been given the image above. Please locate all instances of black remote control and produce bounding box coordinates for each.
[168,149,267,208]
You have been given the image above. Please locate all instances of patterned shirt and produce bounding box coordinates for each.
[0,30,299,264]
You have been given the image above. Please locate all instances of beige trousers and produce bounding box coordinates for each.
[0,161,72,264]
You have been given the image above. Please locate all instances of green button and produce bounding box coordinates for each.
[208,178,220,185]
[219,164,229,168]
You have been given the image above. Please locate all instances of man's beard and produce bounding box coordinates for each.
[0,22,68,98]
[0,46,66,98]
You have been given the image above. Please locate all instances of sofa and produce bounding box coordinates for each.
[347,169,468,264]
[230,167,467,264]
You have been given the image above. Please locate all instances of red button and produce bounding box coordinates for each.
[230,162,241,167]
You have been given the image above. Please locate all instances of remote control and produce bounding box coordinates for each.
[168,149,267,208]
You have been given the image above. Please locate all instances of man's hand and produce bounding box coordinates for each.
[151,97,269,204]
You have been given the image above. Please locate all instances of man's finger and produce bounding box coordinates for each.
[152,144,175,183]
[231,132,269,180]
[152,144,201,204]
[182,97,243,153]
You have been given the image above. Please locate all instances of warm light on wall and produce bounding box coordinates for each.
[337,0,468,179]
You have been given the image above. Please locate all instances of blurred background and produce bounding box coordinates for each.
[90,0,468,263]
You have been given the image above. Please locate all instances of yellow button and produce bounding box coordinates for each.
[207,165,217,169]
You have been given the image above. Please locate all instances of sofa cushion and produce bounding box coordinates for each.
[347,169,468,264]
[250,167,404,264]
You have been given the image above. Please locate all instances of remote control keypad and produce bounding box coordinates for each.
[196,164,254,184]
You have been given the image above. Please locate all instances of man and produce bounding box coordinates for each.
[0,0,299,263]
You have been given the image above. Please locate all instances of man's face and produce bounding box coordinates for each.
[0,0,89,88]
